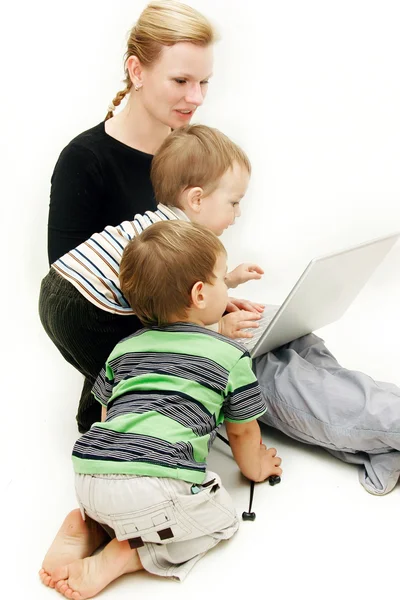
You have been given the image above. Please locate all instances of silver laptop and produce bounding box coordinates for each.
[242,231,400,358]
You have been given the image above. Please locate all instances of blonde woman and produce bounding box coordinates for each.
[40,2,400,503]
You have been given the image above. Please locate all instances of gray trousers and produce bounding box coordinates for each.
[253,334,400,495]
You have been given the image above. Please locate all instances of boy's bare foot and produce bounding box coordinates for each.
[53,538,144,599]
[39,509,108,588]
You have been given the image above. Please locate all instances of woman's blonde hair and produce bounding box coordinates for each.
[120,220,226,326]
[105,1,217,120]
[151,124,251,206]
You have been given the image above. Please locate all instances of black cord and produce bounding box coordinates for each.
[216,432,230,446]
[248,480,255,513]
[216,430,281,521]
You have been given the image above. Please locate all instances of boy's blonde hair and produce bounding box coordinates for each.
[106,1,217,120]
[120,220,226,326]
[151,124,251,207]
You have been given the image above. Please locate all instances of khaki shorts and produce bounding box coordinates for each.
[75,471,239,581]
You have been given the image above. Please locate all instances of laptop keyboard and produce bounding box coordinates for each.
[240,305,280,351]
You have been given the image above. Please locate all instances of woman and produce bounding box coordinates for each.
[40,2,400,496]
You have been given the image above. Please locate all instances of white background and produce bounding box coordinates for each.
[3,1,400,598]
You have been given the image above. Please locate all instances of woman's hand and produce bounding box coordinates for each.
[226,297,265,314]
[225,263,264,288]
[218,310,261,339]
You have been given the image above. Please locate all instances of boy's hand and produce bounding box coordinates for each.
[225,420,282,482]
[225,263,264,288]
[218,310,261,339]
[226,297,265,314]
[257,445,283,482]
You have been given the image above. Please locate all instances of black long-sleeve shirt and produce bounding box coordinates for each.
[47,122,156,264]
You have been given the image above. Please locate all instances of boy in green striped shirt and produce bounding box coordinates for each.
[41,220,282,597]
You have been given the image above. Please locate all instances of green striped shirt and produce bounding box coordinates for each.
[72,323,267,483]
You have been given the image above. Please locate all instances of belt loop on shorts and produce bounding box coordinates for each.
[191,478,217,494]
[201,478,216,488]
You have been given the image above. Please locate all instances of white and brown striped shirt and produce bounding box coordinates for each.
[52,204,189,314]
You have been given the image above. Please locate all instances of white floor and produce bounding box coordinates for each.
[5,273,400,600]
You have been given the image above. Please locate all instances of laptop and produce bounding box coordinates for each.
[242,231,400,358]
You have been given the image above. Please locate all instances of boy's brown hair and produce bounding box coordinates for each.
[151,124,251,207]
[120,220,226,326]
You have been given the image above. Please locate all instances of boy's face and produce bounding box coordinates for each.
[195,162,250,236]
[201,252,229,324]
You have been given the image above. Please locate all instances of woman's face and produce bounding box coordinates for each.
[138,42,214,129]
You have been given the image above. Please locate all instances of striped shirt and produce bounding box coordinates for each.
[52,204,188,314]
[72,323,267,484]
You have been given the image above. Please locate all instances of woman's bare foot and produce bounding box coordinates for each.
[53,539,144,599]
[39,509,108,588]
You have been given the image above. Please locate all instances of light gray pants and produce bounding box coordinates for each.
[253,334,400,495]
[75,471,239,581]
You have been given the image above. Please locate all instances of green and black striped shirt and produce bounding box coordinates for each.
[72,323,267,484]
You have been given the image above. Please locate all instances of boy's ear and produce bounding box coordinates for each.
[186,187,204,213]
[126,55,144,87]
[191,280,206,308]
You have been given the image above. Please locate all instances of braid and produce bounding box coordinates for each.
[104,85,131,121]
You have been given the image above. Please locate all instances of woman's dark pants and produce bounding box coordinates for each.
[39,269,143,432]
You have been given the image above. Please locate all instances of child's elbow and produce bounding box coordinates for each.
[225,419,259,439]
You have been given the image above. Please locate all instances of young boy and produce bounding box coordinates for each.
[40,220,282,597]
[40,124,265,433]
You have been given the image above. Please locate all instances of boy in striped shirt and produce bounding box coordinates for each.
[40,220,282,597]
[41,124,266,432]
